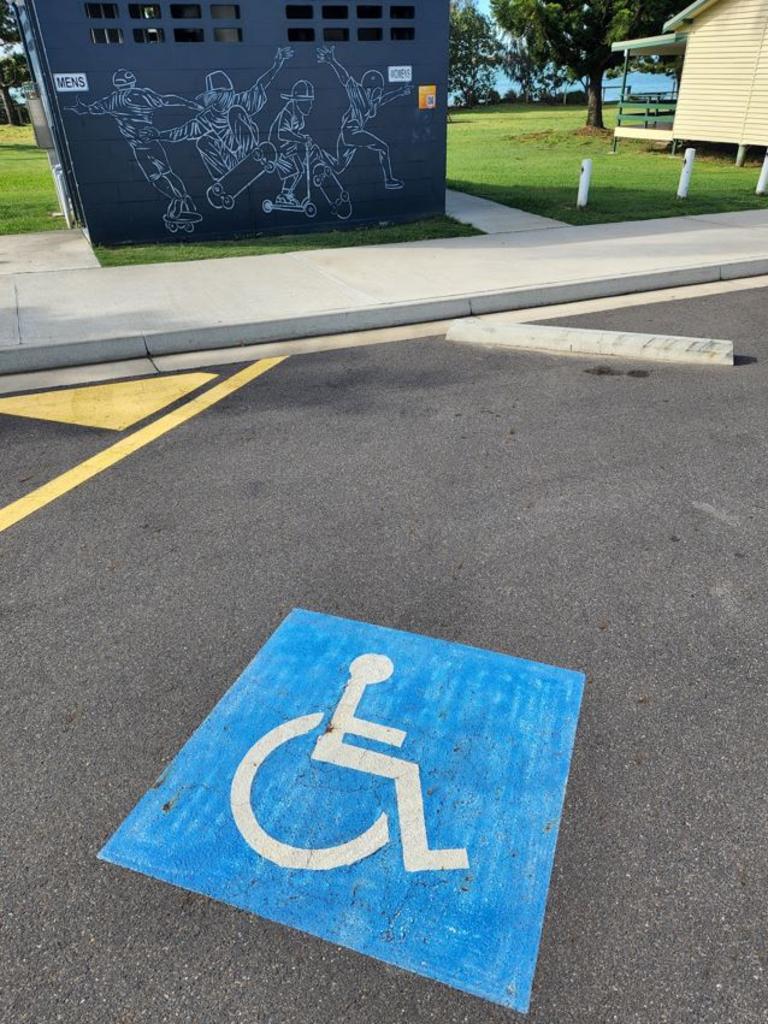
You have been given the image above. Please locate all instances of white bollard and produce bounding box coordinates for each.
[577,159,592,209]
[677,147,696,199]
[757,151,768,195]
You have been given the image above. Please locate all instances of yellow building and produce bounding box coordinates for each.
[612,0,768,154]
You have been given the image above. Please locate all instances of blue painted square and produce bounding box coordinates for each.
[100,609,584,1013]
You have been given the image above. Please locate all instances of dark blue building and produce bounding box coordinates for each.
[14,1,448,245]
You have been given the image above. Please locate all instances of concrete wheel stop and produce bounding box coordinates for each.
[446,319,734,366]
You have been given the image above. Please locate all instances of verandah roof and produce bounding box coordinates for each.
[610,32,689,57]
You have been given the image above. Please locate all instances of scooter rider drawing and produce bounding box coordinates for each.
[267,79,318,213]
[317,46,411,189]
[69,69,202,234]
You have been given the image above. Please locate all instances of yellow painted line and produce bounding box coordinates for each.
[0,357,286,536]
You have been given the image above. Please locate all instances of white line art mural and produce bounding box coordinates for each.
[263,79,351,221]
[151,48,295,213]
[68,49,412,236]
[69,69,203,234]
[317,46,411,190]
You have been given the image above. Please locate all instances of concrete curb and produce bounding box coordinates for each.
[465,264,724,316]
[144,297,474,357]
[1,256,765,374]
[446,319,734,366]
[0,298,475,374]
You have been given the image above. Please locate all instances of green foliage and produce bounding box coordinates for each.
[0,51,25,87]
[504,35,567,103]
[0,4,28,125]
[0,0,20,49]
[0,49,27,125]
[449,0,504,108]
[491,0,683,126]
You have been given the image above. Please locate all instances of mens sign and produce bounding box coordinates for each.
[53,73,89,93]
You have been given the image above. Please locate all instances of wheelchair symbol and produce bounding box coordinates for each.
[230,654,470,872]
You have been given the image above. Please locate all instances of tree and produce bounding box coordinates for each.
[449,0,504,109]
[504,35,567,103]
[490,0,682,129]
[0,0,20,50]
[0,51,26,125]
[0,0,28,126]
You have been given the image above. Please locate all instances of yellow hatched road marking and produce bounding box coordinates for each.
[0,357,286,536]
[0,372,218,431]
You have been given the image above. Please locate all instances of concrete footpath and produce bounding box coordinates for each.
[2,208,768,373]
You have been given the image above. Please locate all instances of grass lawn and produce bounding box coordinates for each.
[0,125,65,235]
[447,104,768,225]
[95,216,477,266]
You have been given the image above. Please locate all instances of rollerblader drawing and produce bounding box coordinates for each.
[317,46,410,190]
[69,69,202,234]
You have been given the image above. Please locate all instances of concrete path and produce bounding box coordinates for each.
[0,229,99,276]
[446,189,565,233]
[2,209,768,373]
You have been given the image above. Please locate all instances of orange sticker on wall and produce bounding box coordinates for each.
[418,85,437,110]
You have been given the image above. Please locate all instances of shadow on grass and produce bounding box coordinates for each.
[95,215,480,267]
[0,143,46,155]
[447,178,768,226]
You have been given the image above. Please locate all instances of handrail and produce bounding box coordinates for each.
[616,92,677,129]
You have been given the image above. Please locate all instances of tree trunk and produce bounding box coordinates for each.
[586,70,604,129]
[0,85,21,126]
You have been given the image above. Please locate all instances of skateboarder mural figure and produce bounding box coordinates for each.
[263,79,351,221]
[316,46,411,190]
[151,48,295,211]
[69,69,203,235]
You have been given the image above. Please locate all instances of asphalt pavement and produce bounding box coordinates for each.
[1,283,767,1024]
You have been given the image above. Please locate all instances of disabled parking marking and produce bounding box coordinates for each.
[0,372,217,431]
[231,652,469,872]
[0,357,285,535]
[100,609,585,1013]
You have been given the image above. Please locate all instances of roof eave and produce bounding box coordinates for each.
[664,0,720,31]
